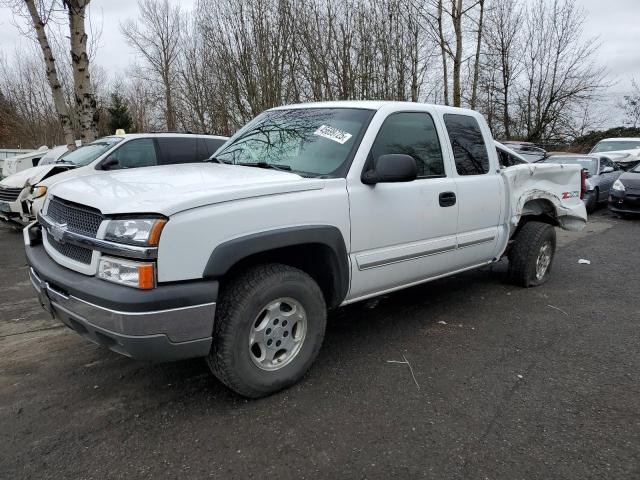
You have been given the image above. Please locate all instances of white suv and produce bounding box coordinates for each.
[0,133,227,226]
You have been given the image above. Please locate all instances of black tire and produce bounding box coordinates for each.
[207,263,327,398]
[586,188,598,214]
[507,221,556,287]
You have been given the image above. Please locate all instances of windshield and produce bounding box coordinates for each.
[543,156,598,175]
[57,137,122,167]
[591,140,640,153]
[632,163,640,173]
[214,108,374,177]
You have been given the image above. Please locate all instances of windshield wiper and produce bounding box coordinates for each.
[236,162,292,172]
[55,159,75,165]
[205,156,231,164]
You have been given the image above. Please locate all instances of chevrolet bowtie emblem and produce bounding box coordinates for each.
[50,222,68,243]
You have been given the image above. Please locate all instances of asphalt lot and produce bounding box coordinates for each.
[1,210,639,479]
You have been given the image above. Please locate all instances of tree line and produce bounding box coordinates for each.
[0,0,631,150]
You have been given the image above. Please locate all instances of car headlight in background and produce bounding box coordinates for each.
[30,185,47,198]
[98,256,156,289]
[104,218,167,246]
[612,179,625,192]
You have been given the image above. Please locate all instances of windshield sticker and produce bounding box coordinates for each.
[314,125,353,144]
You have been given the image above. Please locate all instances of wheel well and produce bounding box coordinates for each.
[222,243,345,309]
[515,199,559,235]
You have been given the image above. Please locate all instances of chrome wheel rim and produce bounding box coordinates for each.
[248,298,307,371]
[535,241,552,280]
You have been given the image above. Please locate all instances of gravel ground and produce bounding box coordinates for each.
[1,209,639,479]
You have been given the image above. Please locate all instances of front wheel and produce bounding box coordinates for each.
[507,221,556,287]
[585,188,598,214]
[207,263,327,398]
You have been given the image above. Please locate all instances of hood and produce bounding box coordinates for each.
[619,170,640,192]
[600,149,640,162]
[0,165,62,188]
[37,165,87,187]
[49,163,325,216]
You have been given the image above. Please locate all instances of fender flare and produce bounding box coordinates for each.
[202,225,350,304]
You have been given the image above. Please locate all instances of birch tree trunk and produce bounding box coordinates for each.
[437,0,450,105]
[470,0,484,109]
[66,0,98,142]
[24,0,76,150]
[451,0,463,107]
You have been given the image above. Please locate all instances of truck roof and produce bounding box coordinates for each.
[102,133,228,141]
[270,100,480,116]
[598,137,640,142]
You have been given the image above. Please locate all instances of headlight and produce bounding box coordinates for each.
[31,185,47,198]
[104,218,167,246]
[98,256,156,289]
[612,179,625,192]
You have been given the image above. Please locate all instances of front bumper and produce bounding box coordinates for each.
[608,191,640,214]
[25,226,218,362]
[0,187,31,225]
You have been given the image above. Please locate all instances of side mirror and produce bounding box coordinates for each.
[601,166,613,174]
[362,154,418,185]
[101,156,120,170]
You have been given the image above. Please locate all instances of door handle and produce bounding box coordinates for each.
[439,191,456,207]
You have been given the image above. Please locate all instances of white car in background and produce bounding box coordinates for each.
[2,147,49,178]
[0,132,228,226]
[589,138,640,170]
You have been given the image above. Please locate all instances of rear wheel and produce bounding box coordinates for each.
[207,263,327,398]
[507,221,556,287]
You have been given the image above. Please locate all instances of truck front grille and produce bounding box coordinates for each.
[47,196,104,237]
[0,186,22,202]
[48,237,93,265]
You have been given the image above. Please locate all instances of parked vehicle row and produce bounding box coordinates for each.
[0,133,228,226]
[608,162,640,216]
[24,100,587,398]
[541,154,623,213]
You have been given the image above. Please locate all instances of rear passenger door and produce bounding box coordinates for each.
[156,137,198,165]
[442,114,503,268]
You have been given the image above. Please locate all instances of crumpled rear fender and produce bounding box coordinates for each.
[502,164,587,233]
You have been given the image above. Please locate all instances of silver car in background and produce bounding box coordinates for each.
[542,154,622,213]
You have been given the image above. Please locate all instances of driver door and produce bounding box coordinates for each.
[347,111,459,301]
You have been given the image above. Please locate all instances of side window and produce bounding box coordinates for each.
[156,137,198,165]
[111,139,157,169]
[370,112,445,177]
[196,138,209,161]
[443,114,490,175]
[496,148,525,168]
[205,138,226,156]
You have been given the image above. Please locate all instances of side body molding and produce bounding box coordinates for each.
[202,225,350,306]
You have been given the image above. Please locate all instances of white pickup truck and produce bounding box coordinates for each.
[25,101,587,397]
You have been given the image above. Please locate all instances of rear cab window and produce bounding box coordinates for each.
[443,114,490,175]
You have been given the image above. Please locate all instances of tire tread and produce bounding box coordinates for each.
[507,221,556,287]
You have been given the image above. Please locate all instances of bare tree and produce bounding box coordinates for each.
[482,0,521,138]
[15,0,76,148]
[64,0,98,142]
[618,79,640,128]
[121,0,181,130]
[517,0,606,142]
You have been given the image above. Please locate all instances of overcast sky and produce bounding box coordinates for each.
[0,0,638,125]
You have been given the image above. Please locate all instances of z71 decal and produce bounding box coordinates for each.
[562,191,580,199]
